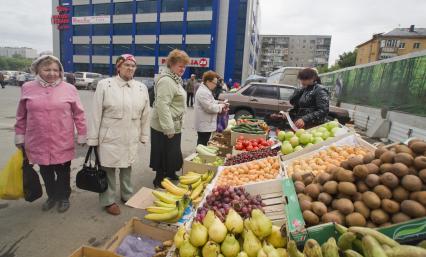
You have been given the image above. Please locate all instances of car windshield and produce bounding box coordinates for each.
[74,73,84,78]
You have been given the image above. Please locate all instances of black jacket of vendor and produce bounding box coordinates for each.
[289,83,329,127]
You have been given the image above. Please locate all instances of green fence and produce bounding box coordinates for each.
[320,52,426,117]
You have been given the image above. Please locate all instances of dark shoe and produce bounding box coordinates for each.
[153,180,165,189]
[105,203,121,215]
[57,200,70,213]
[167,174,179,181]
[42,198,56,211]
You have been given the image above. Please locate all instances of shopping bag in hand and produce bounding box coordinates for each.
[76,146,108,193]
[22,151,42,202]
[0,150,24,200]
[216,111,229,133]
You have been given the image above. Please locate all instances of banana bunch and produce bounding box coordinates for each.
[144,171,215,223]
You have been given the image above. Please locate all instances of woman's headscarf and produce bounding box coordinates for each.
[31,55,64,87]
[115,54,137,74]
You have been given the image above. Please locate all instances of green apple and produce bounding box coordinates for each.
[321,131,331,140]
[326,120,339,131]
[314,132,323,138]
[295,129,305,137]
[314,137,324,144]
[294,145,304,152]
[281,143,294,155]
[317,127,327,133]
[277,131,286,141]
[282,140,291,145]
[299,133,313,145]
[306,143,314,148]
[289,136,299,147]
[285,131,295,141]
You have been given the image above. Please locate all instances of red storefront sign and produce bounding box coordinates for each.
[51,5,71,30]
[160,57,209,67]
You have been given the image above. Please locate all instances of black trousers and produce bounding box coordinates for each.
[39,161,71,201]
[187,92,194,107]
[197,132,212,146]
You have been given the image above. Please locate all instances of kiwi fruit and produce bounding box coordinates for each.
[366,163,379,174]
[408,139,424,148]
[374,185,392,199]
[321,211,344,225]
[292,172,303,181]
[323,181,338,195]
[414,156,426,170]
[304,184,321,200]
[299,200,312,212]
[380,151,395,164]
[395,145,415,156]
[409,191,420,201]
[363,153,375,164]
[371,209,389,225]
[338,182,357,196]
[303,174,314,185]
[371,159,382,166]
[394,153,414,166]
[380,172,399,189]
[335,198,354,215]
[362,191,381,209]
[318,192,333,206]
[407,166,418,176]
[354,201,370,218]
[340,161,351,170]
[336,193,351,199]
[390,163,409,178]
[303,210,319,226]
[419,169,426,183]
[411,141,426,155]
[298,193,313,202]
[380,222,392,228]
[392,212,411,223]
[348,156,364,169]
[356,181,369,193]
[392,186,409,202]
[380,163,393,174]
[317,172,332,185]
[381,199,400,214]
[365,174,380,188]
[331,199,339,210]
[366,221,376,228]
[336,168,355,182]
[353,165,369,179]
[352,192,363,202]
[346,212,366,227]
[401,200,426,218]
[294,181,305,194]
[375,147,388,159]
[415,191,426,206]
[401,175,423,192]
[311,201,327,216]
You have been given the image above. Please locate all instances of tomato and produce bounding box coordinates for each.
[252,142,258,147]
[238,136,245,141]
[246,145,254,151]
[253,146,259,151]
[235,143,244,150]
[258,138,265,144]
[243,140,250,147]
[262,141,269,146]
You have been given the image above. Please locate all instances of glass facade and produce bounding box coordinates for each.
[113,23,133,35]
[137,0,157,13]
[188,0,213,11]
[93,24,110,35]
[135,44,156,56]
[186,44,210,57]
[115,2,133,15]
[232,0,248,81]
[73,5,90,17]
[161,0,184,12]
[136,65,155,77]
[136,22,157,35]
[93,44,110,56]
[160,22,183,35]
[92,64,110,75]
[187,21,211,34]
[74,63,90,72]
[93,3,110,16]
[113,44,132,55]
[74,44,91,55]
[159,44,182,56]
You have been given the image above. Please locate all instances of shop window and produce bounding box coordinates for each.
[74,44,90,55]
[114,2,133,15]
[137,0,157,13]
[161,0,184,12]
[136,22,157,35]
[93,44,110,55]
[187,20,211,34]
[135,44,156,56]
[113,23,133,35]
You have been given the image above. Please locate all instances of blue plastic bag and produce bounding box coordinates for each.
[216,111,229,133]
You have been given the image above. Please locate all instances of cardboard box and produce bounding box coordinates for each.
[182,153,219,174]
[230,131,267,146]
[103,217,175,253]
[69,246,120,257]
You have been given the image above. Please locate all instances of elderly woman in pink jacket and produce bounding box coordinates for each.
[14,55,87,213]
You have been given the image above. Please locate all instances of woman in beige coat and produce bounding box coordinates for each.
[88,54,150,215]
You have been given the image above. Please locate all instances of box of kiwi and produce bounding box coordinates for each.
[285,138,426,245]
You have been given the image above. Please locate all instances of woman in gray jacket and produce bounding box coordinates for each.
[194,71,228,145]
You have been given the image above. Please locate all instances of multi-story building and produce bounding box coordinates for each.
[356,25,426,65]
[257,35,331,76]
[51,0,260,82]
[0,47,38,59]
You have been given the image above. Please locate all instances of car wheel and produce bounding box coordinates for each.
[87,83,92,90]
[235,109,253,119]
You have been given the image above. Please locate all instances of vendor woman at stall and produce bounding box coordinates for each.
[269,68,329,129]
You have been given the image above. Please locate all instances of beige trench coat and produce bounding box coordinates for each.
[88,76,150,168]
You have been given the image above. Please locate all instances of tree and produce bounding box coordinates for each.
[317,49,357,74]
[0,56,33,71]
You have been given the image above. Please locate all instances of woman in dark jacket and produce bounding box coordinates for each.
[269,68,329,129]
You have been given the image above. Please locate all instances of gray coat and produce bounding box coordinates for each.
[194,83,223,132]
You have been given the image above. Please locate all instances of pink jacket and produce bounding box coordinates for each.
[15,80,87,165]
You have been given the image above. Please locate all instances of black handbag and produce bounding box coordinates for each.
[22,150,43,202]
[76,146,108,193]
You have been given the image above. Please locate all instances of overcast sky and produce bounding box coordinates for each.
[0,0,425,66]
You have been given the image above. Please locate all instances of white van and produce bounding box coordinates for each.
[74,72,103,90]
[266,67,303,86]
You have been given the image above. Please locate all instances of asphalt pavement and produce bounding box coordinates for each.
[0,85,198,257]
